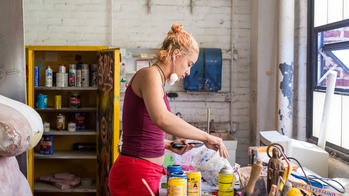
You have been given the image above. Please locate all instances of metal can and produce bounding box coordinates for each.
[43,122,50,132]
[81,64,89,87]
[56,73,65,87]
[36,94,47,109]
[57,113,65,130]
[55,95,62,109]
[168,177,186,196]
[58,64,66,73]
[70,94,81,108]
[68,122,76,132]
[170,172,187,196]
[69,64,76,87]
[186,171,201,196]
[39,135,53,155]
[90,64,98,87]
[76,69,82,87]
[218,166,234,196]
[74,112,86,130]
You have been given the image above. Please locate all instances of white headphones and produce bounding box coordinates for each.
[167,54,179,86]
[167,73,178,86]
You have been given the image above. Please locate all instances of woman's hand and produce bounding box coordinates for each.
[165,139,194,155]
[204,134,229,158]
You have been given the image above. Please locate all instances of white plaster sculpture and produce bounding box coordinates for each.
[0,95,43,196]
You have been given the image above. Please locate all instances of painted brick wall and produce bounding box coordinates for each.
[23,0,251,165]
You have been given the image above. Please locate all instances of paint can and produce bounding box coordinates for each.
[74,112,86,130]
[70,94,81,108]
[81,64,89,87]
[167,165,183,182]
[170,172,187,196]
[55,95,62,109]
[43,122,50,132]
[36,94,47,109]
[69,64,76,87]
[57,113,65,130]
[56,72,65,87]
[68,122,76,132]
[218,166,234,195]
[58,64,66,73]
[39,135,53,155]
[186,171,201,196]
[34,66,39,87]
[168,177,186,196]
[90,64,98,87]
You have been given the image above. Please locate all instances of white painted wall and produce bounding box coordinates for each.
[250,0,307,142]
[23,0,251,165]
[250,0,277,146]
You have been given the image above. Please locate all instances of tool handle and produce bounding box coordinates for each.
[245,160,263,194]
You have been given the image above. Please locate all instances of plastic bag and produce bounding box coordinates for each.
[174,145,232,186]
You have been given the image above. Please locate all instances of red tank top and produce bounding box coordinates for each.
[121,85,171,158]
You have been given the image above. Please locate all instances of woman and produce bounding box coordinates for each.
[109,24,228,195]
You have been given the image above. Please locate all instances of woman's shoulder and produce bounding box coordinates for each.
[135,66,158,79]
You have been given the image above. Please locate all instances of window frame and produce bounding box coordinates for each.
[307,0,349,162]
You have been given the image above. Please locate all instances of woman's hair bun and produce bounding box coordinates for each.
[170,24,183,34]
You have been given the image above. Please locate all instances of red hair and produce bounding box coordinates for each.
[155,24,199,64]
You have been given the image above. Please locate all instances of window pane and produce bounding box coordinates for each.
[342,96,349,149]
[332,50,349,69]
[316,27,349,89]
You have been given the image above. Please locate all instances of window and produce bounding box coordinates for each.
[308,0,349,159]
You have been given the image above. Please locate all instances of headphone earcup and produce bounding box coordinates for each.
[167,73,178,86]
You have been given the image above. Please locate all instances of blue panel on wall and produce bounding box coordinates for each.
[204,48,222,91]
[184,48,222,91]
[184,48,204,90]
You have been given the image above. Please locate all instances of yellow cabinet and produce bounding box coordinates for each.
[26,46,120,196]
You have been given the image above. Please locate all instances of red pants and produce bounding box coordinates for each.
[109,154,166,196]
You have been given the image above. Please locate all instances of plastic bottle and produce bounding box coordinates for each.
[34,66,39,87]
[45,66,53,87]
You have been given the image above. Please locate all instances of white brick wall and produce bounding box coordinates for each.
[23,0,251,165]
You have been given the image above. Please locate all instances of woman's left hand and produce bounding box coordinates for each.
[167,139,194,155]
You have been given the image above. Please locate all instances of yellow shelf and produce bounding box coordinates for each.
[34,151,96,159]
[35,107,96,112]
[43,130,96,136]
[26,46,120,195]
[35,87,97,91]
[34,182,96,193]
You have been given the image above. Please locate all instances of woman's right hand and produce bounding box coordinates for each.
[204,134,229,158]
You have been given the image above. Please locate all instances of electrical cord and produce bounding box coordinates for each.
[307,174,346,194]
[286,156,346,194]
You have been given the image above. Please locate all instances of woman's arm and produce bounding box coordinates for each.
[136,68,228,157]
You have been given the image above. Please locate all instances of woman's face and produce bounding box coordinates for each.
[173,50,199,80]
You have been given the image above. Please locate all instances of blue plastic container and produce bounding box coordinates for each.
[36,94,47,109]
[167,165,182,181]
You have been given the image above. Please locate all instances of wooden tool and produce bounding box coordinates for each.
[245,160,263,195]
